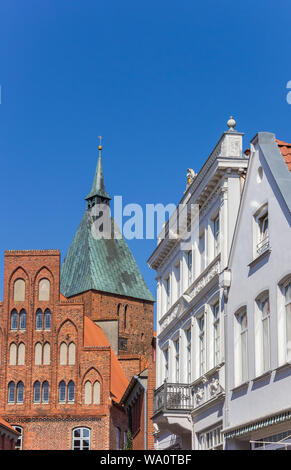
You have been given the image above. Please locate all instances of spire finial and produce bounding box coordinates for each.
[98,136,102,151]
[227,116,236,131]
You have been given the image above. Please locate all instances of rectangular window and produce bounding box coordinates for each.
[187,251,193,286]
[239,311,248,382]
[165,277,170,311]
[286,283,291,362]
[213,302,220,367]
[174,338,180,383]
[256,207,269,255]
[259,296,270,372]
[164,348,169,380]
[186,328,191,383]
[213,216,220,257]
[199,425,223,450]
[198,315,205,376]
[199,233,205,273]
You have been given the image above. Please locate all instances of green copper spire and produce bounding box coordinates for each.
[85,139,111,203]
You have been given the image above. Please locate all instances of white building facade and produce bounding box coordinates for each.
[148,119,249,450]
[223,133,291,450]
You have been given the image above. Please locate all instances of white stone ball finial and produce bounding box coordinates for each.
[227,116,236,131]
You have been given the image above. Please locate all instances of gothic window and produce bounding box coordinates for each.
[43,342,50,365]
[9,343,17,365]
[60,342,67,365]
[19,310,26,330]
[42,381,49,403]
[18,343,25,365]
[93,381,100,404]
[84,381,92,405]
[38,279,50,301]
[124,306,128,330]
[68,381,75,403]
[72,427,90,450]
[16,381,24,404]
[68,342,76,365]
[44,309,51,330]
[8,382,15,403]
[14,279,25,302]
[11,310,18,330]
[33,381,41,403]
[59,381,66,403]
[35,342,42,365]
[36,309,43,330]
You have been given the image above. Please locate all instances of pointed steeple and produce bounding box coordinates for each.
[85,137,111,207]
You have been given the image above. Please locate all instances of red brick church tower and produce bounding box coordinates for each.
[0,143,155,450]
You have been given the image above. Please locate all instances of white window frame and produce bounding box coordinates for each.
[212,302,220,367]
[173,337,180,383]
[185,327,192,383]
[198,314,205,377]
[257,293,271,373]
[285,281,291,363]
[198,424,223,450]
[213,215,220,258]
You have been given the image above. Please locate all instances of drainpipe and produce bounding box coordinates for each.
[134,376,148,450]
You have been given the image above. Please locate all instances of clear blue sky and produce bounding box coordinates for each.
[0,0,291,306]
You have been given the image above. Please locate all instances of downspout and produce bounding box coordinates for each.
[134,376,148,450]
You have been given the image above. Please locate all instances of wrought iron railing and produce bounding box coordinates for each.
[153,382,192,414]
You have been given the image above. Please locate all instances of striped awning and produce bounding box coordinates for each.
[224,410,291,440]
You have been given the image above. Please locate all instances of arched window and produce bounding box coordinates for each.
[9,343,17,365]
[93,381,101,405]
[19,310,26,330]
[11,310,18,330]
[68,342,76,365]
[68,381,75,403]
[72,428,91,450]
[14,279,25,302]
[43,342,50,365]
[35,342,42,365]
[42,381,49,403]
[33,381,41,403]
[59,381,66,403]
[39,278,50,301]
[8,381,15,403]
[18,343,25,365]
[44,309,51,330]
[60,342,67,365]
[84,381,92,405]
[16,381,24,404]
[117,303,121,316]
[36,309,43,330]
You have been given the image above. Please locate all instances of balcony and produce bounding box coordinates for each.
[153,382,192,415]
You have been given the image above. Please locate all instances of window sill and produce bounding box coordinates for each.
[248,248,271,269]
[275,362,291,373]
[230,381,249,393]
[252,370,272,383]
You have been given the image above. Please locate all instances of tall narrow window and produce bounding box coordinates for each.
[164,348,169,380]
[165,277,170,311]
[259,296,270,372]
[187,251,193,286]
[213,302,220,367]
[9,343,17,365]
[39,279,50,301]
[14,279,25,302]
[285,282,291,362]
[213,216,220,257]
[84,381,92,405]
[124,305,128,330]
[8,381,15,403]
[199,233,205,273]
[44,309,51,330]
[198,315,205,376]
[239,311,248,382]
[11,310,18,330]
[33,381,41,403]
[43,342,51,365]
[16,381,24,404]
[60,342,67,365]
[68,381,75,403]
[18,343,25,365]
[257,207,269,255]
[93,381,101,404]
[35,342,42,365]
[19,310,26,330]
[186,328,191,383]
[59,381,66,403]
[68,342,76,365]
[174,338,180,383]
[42,381,49,403]
[36,309,43,330]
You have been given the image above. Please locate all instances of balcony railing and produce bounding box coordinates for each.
[153,382,192,414]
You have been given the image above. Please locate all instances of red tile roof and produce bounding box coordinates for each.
[0,417,20,435]
[276,139,291,172]
[84,316,129,402]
